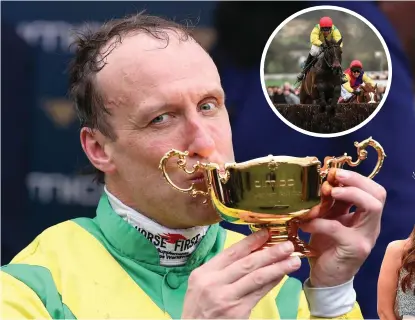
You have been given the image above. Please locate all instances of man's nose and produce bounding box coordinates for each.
[186,120,215,159]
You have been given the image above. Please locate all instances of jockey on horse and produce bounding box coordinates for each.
[297,16,348,84]
[338,59,377,103]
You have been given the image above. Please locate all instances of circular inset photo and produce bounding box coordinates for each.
[260,5,392,137]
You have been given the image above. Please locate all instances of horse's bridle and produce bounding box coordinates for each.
[321,44,343,73]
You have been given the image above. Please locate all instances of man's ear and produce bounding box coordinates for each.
[80,127,116,174]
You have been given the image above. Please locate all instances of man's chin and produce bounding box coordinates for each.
[194,215,222,227]
[188,198,223,226]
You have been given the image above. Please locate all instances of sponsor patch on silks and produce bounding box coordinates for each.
[133,226,207,266]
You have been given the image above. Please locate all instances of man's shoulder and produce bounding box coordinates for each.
[0,220,93,305]
[28,218,98,245]
[6,217,100,266]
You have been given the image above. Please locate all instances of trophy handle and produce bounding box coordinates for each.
[320,137,386,179]
[158,149,210,202]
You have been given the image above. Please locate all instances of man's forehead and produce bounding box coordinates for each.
[98,31,203,72]
[101,30,193,57]
[100,32,215,77]
[95,31,221,106]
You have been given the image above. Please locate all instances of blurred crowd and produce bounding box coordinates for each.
[267,70,388,104]
[267,82,301,104]
[369,70,389,80]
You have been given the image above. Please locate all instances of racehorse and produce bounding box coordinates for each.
[357,83,379,104]
[340,83,379,104]
[299,37,343,114]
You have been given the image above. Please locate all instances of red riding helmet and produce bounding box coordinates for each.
[319,17,333,28]
[350,60,363,69]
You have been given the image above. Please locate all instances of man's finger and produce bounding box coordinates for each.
[300,218,350,246]
[322,200,353,221]
[230,255,301,298]
[205,229,269,270]
[336,211,361,227]
[331,169,387,204]
[221,241,295,284]
[241,277,286,311]
[331,185,383,218]
[300,181,334,221]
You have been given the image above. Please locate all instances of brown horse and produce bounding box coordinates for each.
[299,37,343,114]
[357,83,379,103]
[341,83,379,104]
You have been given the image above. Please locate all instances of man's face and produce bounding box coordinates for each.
[321,27,331,37]
[88,32,234,229]
[351,68,361,78]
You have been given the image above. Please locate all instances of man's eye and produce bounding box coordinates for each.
[199,102,217,112]
[151,114,170,124]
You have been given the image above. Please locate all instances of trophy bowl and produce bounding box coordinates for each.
[159,137,386,258]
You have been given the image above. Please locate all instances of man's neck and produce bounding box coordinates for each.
[104,186,208,266]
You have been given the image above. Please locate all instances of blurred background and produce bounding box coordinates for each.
[264,9,388,103]
[2,1,415,319]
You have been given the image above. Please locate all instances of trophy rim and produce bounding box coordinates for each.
[221,155,321,170]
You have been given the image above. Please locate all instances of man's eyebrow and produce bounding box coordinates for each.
[129,103,168,122]
[198,87,226,101]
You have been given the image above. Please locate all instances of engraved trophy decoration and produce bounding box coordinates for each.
[159,137,386,258]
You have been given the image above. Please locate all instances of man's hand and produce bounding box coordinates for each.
[182,230,301,319]
[300,168,386,288]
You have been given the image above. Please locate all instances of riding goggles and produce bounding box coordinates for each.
[351,68,361,73]
[321,27,332,32]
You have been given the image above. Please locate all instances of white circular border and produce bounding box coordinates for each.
[260,5,393,138]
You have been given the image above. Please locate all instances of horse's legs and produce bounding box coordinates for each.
[299,87,307,104]
[329,84,341,114]
[316,82,327,112]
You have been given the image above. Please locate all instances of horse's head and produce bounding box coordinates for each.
[359,83,378,104]
[323,37,343,76]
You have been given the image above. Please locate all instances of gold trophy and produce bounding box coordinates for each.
[159,137,386,258]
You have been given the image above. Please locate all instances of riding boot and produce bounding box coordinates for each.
[297,54,314,81]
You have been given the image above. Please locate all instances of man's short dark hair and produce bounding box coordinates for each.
[68,12,193,184]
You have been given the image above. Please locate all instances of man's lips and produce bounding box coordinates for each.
[189,172,205,184]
